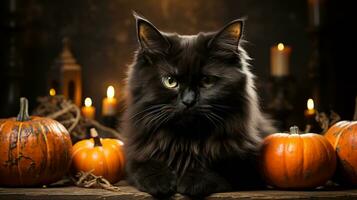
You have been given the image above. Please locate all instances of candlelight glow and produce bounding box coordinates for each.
[307,98,314,110]
[84,97,92,107]
[49,88,56,96]
[277,43,285,51]
[107,86,115,98]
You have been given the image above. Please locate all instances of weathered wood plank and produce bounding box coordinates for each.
[1,183,357,200]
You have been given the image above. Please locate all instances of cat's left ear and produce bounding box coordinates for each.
[208,19,244,54]
[134,12,170,53]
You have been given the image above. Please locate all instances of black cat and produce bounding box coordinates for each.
[123,13,276,198]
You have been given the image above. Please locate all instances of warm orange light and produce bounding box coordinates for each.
[107,86,115,99]
[277,43,285,51]
[307,98,314,110]
[84,97,92,107]
[82,97,95,119]
[49,88,56,96]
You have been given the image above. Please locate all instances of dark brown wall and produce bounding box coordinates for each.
[1,0,356,129]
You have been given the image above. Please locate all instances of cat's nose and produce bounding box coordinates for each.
[181,89,197,108]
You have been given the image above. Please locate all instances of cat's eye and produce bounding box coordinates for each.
[201,76,217,88]
[162,76,178,89]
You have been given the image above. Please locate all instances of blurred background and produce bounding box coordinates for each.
[0,0,356,131]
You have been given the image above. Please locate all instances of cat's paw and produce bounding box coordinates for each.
[177,169,231,197]
[130,160,177,198]
[137,172,176,198]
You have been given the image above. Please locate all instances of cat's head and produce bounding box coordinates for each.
[127,13,253,134]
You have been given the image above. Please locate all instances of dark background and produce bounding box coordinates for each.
[1,0,356,131]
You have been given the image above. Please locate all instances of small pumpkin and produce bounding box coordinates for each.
[261,126,336,189]
[0,97,73,186]
[71,128,125,184]
[324,120,357,185]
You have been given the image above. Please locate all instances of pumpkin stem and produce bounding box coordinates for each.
[17,97,30,122]
[90,128,102,147]
[290,126,300,134]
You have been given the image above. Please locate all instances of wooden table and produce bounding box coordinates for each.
[1,183,357,200]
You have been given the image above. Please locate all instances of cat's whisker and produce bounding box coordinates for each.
[209,104,232,114]
[162,111,175,124]
[209,112,225,124]
[142,105,174,129]
[145,110,167,127]
[198,104,230,116]
[148,108,174,135]
[210,104,230,109]
[208,111,226,128]
[210,114,223,128]
[132,104,173,126]
[203,113,219,128]
[130,104,166,120]
[197,106,225,128]
[133,108,162,126]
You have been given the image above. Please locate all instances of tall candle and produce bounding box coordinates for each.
[304,98,316,120]
[304,98,319,132]
[270,43,292,77]
[81,97,95,119]
[102,86,118,116]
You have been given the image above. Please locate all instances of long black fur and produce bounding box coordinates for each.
[123,13,276,198]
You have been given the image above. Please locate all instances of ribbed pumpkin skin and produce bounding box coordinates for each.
[71,138,125,184]
[0,117,73,186]
[325,121,357,185]
[261,133,336,189]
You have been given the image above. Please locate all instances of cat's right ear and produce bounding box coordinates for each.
[134,12,170,53]
[208,19,244,57]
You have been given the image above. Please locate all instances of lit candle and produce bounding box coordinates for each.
[81,97,96,119]
[304,98,320,132]
[270,43,292,77]
[304,98,316,120]
[102,86,118,116]
[49,88,56,96]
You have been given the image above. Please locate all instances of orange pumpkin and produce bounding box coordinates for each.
[0,97,73,186]
[324,120,357,185]
[261,126,336,189]
[71,128,125,184]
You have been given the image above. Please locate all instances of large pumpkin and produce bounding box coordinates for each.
[324,120,357,185]
[71,128,125,184]
[261,126,336,189]
[0,97,73,186]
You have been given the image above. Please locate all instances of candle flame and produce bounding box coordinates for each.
[49,88,56,96]
[107,86,115,98]
[84,97,92,107]
[277,43,285,51]
[307,98,314,110]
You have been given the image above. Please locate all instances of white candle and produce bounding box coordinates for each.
[270,43,292,77]
[305,98,316,117]
[102,86,118,116]
[82,97,96,119]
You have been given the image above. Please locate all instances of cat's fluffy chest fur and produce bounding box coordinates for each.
[123,13,275,198]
